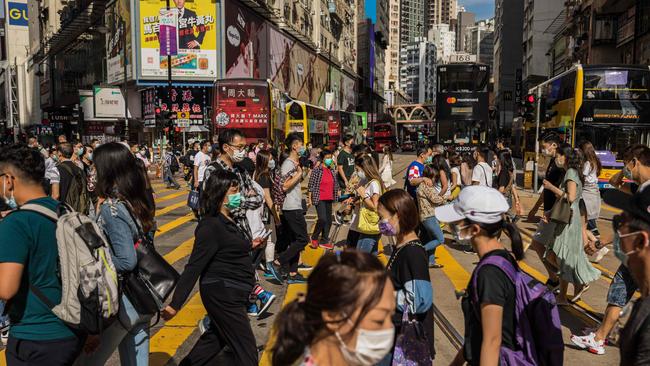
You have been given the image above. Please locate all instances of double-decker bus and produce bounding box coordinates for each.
[372,123,396,152]
[436,63,490,151]
[326,111,363,149]
[285,100,329,146]
[518,64,650,189]
[213,78,285,145]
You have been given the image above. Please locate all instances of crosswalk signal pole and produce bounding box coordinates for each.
[533,87,542,192]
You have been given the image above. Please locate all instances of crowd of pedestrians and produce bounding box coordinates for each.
[1,129,650,366]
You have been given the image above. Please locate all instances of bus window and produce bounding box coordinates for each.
[289,103,304,120]
[583,69,650,100]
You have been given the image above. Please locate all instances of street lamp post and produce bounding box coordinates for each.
[119,15,129,139]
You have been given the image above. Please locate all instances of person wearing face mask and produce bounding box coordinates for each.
[0,145,85,365]
[351,154,386,254]
[162,169,266,366]
[270,250,395,366]
[543,146,600,305]
[56,142,91,214]
[337,135,356,189]
[405,147,433,202]
[27,136,49,158]
[254,150,281,279]
[71,142,85,169]
[193,140,212,192]
[267,133,310,284]
[596,189,650,365]
[471,146,493,187]
[571,146,650,356]
[527,133,566,289]
[435,186,528,366]
[307,149,340,250]
[377,189,435,364]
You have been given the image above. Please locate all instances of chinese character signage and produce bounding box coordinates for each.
[141,88,157,127]
[214,80,269,129]
[158,8,179,56]
[105,0,133,84]
[138,0,218,79]
[156,86,208,125]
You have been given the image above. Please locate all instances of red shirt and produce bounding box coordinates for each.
[319,168,335,201]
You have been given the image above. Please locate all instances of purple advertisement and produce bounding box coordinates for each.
[159,9,179,56]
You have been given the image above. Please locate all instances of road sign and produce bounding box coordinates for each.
[176,111,190,127]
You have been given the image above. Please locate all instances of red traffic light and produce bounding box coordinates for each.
[526,94,536,104]
[155,107,161,114]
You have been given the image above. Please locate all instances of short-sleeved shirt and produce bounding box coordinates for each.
[471,162,493,187]
[281,158,302,211]
[583,161,599,186]
[0,197,75,341]
[406,160,425,198]
[543,159,566,211]
[194,151,211,183]
[462,249,517,365]
[257,174,272,190]
[336,149,355,184]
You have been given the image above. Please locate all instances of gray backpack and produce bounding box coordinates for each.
[19,204,120,334]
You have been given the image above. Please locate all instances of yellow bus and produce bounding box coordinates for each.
[285,100,329,146]
[516,64,650,189]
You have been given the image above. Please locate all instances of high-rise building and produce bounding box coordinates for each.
[428,0,457,27]
[522,0,564,90]
[465,18,494,60]
[456,11,475,52]
[401,0,428,45]
[399,37,437,104]
[385,0,401,90]
[494,0,524,136]
[428,24,456,63]
[479,31,495,67]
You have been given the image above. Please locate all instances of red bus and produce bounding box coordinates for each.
[213,78,284,144]
[325,111,363,150]
[373,123,396,152]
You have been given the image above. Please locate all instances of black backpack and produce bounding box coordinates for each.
[58,162,91,214]
[169,154,180,173]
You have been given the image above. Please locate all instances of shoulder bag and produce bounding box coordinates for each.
[549,192,572,224]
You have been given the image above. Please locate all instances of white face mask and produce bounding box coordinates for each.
[335,325,395,366]
[356,170,366,181]
[268,160,276,170]
[230,147,246,162]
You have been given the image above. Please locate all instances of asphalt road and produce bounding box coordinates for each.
[0,153,625,365]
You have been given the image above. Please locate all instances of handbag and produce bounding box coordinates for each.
[122,210,180,315]
[392,307,432,366]
[549,194,572,224]
[358,180,381,234]
[187,189,200,211]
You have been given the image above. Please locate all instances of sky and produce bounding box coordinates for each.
[364,0,495,23]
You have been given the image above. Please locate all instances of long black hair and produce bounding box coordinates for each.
[469,219,524,260]
[271,250,388,365]
[94,142,154,232]
[254,149,272,183]
[200,169,240,217]
[557,144,585,184]
[431,154,451,184]
[498,150,514,173]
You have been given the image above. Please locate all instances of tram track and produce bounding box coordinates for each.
[433,304,464,351]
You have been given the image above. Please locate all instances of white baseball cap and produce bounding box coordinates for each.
[435,186,510,224]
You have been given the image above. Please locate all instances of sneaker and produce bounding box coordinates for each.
[462,246,475,254]
[287,273,308,284]
[1,329,8,346]
[319,242,334,250]
[197,316,211,335]
[247,303,260,317]
[545,278,560,291]
[334,212,343,225]
[298,263,313,270]
[592,247,610,263]
[570,332,605,355]
[257,291,276,316]
[266,262,284,283]
[310,239,319,249]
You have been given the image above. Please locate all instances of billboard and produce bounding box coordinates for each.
[138,0,218,79]
[93,86,128,119]
[157,86,209,125]
[141,88,157,127]
[105,0,132,84]
[223,0,268,79]
[8,2,27,26]
[214,80,270,130]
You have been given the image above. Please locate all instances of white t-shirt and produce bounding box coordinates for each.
[472,162,493,187]
[583,161,599,186]
[45,158,60,184]
[450,166,462,187]
[364,179,382,199]
[194,151,211,182]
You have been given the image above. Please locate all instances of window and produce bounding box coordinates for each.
[583,69,650,100]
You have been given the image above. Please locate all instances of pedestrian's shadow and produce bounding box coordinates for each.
[149,352,178,366]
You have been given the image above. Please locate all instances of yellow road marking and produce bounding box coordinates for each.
[155,213,195,238]
[149,292,206,366]
[155,191,188,204]
[163,238,195,264]
[156,201,187,217]
[436,246,471,291]
[601,204,622,214]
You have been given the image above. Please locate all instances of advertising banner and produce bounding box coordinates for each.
[8,2,27,26]
[157,86,208,125]
[93,86,128,119]
[141,88,157,127]
[158,8,179,56]
[138,0,218,79]
[106,0,132,84]
[214,80,270,129]
[223,0,268,79]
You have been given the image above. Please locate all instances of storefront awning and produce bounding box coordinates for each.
[33,0,110,64]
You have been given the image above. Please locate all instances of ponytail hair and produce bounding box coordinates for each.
[471,218,524,261]
[271,251,388,365]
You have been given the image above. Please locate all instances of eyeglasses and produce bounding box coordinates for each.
[228,143,246,150]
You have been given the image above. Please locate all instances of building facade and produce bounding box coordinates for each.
[428,0,457,28]
[456,11,475,51]
[494,0,524,136]
[428,23,456,63]
[522,0,564,90]
[399,37,436,104]
[385,0,401,90]
[401,0,427,45]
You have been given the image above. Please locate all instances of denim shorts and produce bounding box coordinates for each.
[606,264,638,307]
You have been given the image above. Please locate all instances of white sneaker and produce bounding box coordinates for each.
[591,247,610,263]
[197,316,211,335]
[570,332,605,355]
[1,329,8,346]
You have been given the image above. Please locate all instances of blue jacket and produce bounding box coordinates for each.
[98,199,139,273]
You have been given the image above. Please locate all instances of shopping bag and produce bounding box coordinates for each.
[187,190,200,211]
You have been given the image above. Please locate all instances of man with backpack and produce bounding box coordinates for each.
[56,142,91,214]
[0,145,85,365]
[162,147,181,189]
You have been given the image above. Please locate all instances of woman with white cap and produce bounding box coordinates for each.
[435,186,524,366]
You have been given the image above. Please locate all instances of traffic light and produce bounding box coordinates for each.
[522,93,536,121]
